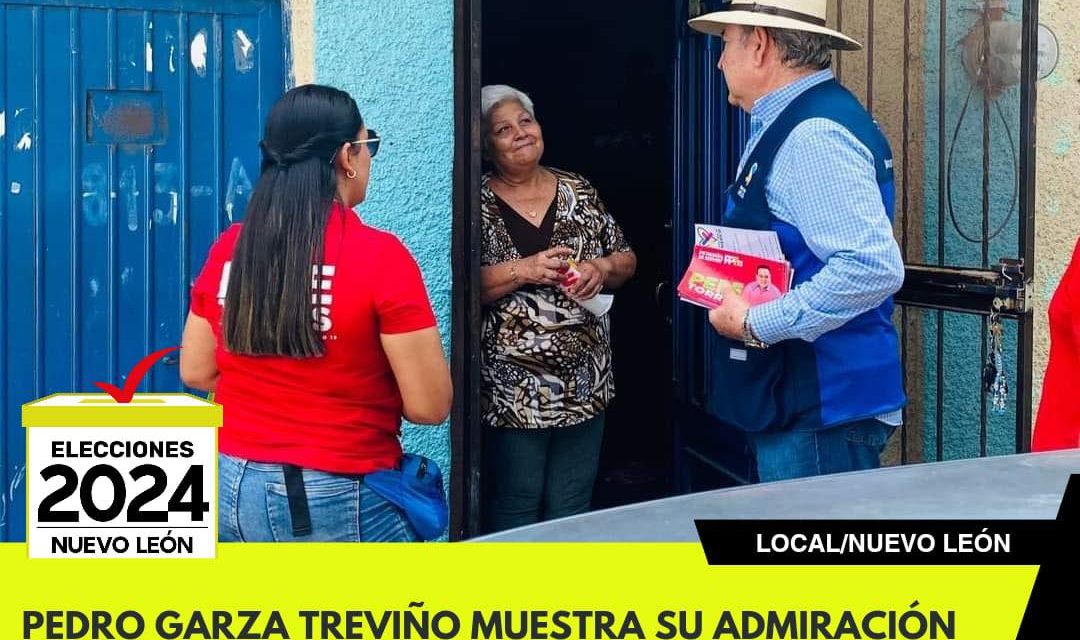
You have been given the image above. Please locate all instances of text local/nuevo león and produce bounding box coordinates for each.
[756,531,1011,554]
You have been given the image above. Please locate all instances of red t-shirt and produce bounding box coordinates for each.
[1033,238,1080,452]
[190,203,437,473]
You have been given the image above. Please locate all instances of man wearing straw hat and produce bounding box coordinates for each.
[692,1,907,482]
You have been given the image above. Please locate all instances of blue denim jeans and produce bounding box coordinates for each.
[748,418,896,483]
[218,453,417,542]
[485,414,605,532]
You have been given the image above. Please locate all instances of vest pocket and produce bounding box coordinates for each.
[705,336,790,433]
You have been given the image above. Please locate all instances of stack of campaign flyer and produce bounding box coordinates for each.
[676,224,792,309]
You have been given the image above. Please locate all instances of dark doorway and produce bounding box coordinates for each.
[481,0,678,511]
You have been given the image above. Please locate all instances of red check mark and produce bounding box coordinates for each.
[93,346,180,403]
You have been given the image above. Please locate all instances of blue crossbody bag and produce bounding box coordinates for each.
[364,453,449,541]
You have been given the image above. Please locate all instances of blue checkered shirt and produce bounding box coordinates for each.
[741,70,905,426]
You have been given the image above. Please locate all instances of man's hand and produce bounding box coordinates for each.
[708,281,750,340]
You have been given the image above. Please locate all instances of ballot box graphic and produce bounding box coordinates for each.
[23,393,221,559]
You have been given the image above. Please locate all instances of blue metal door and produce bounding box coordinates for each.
[0,0,285,541]
[671,0,754,491]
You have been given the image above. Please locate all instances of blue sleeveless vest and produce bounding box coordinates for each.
[707,79,906,432]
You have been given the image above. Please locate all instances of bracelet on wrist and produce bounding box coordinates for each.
[508,263,519,284]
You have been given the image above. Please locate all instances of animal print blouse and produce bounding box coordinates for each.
[480,168,633,430]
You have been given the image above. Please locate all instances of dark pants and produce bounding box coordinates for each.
[748,418,896,483]
[485,414,605,533]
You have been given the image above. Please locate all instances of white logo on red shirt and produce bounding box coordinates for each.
[217,261,336,336]
[312,265,334,333]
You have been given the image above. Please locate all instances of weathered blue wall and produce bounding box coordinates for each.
[0,0,284,542]
[921,0,1024,460]
[314,0,455,473]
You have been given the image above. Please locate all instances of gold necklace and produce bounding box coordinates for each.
[494,173,545,218]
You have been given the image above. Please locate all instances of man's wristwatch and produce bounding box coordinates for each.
[742,312,768,349]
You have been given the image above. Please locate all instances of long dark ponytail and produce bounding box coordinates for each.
[222,84,363,357]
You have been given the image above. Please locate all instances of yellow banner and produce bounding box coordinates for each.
[0,543,1036,639]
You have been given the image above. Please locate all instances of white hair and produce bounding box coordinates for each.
[481,84,536,121]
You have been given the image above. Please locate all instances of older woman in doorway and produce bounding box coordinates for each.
[479,84,637,532]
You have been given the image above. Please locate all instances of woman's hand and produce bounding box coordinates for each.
[520,247,574,286]
[481,247,572,305]
[564,259,605,300]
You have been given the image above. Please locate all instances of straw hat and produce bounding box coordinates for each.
[688,0,862,51]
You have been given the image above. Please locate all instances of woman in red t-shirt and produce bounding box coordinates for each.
[180,85,452,542]
[1033,238,1080,452]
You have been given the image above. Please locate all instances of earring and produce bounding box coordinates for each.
[346,169,357,179]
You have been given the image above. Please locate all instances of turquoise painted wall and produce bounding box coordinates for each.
[921,0,1025,459]
[314,0,455,472]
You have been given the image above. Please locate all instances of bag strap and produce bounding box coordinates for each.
[282,464,312,537]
